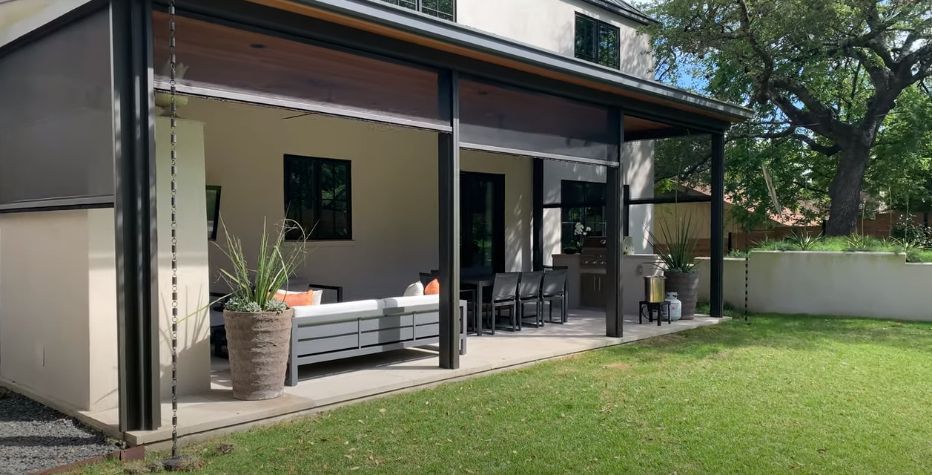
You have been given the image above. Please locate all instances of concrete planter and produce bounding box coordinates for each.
[665,270,699,319]
[223,309,294,400]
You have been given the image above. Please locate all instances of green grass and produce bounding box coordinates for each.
[743,235,932,263]
[91,315,932,474]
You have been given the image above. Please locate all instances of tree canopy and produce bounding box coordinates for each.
[642,0,932,234]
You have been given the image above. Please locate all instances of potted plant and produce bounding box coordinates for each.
[563,222,592,254]
[650,215,699,319]
[217,220,307,400]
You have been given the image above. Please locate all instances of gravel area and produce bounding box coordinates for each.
[0,389,118,474]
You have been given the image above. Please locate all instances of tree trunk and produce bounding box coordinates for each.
[825,145,870,236]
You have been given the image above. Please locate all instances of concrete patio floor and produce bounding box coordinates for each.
[80,310,723,447]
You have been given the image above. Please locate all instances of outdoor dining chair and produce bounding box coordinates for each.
[517,271,544,328]
[486,272,520,332]
[541,269,568,324]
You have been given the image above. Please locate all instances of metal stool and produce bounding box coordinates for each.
[638,300,672,326]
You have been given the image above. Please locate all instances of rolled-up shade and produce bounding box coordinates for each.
[460,77,619,162]
[0,8,114,207]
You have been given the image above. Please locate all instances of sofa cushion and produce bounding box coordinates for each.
[293,299,382,318]
[382,295,439,309]
[424,278,440,295]
[275,289,322,307]
[403,281,424,297]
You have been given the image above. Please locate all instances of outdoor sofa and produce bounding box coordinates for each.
[286,295,467,386]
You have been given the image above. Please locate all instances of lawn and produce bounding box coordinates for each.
[93,315,932,474]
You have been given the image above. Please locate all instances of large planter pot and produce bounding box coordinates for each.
[223,308,294,400]
[664,271,699,319]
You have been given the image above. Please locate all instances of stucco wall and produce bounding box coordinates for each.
[0,209,117,412]
[185,98,533,302]
[696,252,932,321]
[457,0,653,78]
[154,117,212,400]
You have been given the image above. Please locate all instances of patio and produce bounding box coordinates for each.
[79,311,723,447]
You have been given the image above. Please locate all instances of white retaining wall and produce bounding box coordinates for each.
[697,252,932,321]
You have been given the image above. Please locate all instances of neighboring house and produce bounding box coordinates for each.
[0,0,749,434]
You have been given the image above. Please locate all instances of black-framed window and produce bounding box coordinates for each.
[284,155,352,240]
[574,13,620,69]
[379,0,455,21]
[561,180,607,250]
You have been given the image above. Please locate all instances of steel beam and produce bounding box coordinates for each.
[438,70,461,369]
[533,159,544,270]
[111,0,160,432]
[605,110,625,337]
[710,133,725,318]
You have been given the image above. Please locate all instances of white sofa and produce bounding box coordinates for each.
[287,295,467,386]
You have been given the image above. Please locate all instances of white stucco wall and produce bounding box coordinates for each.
[457,0,653,78]
[154,117,212,400]
[184,98,534,302]
[0,209,117,412]
[696,252,932,321]
[0,0,93,48]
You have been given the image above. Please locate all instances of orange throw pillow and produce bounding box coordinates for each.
[424,278,440,295]
[274,290,316,307]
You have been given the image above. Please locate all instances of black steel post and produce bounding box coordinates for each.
[605,110,624,337]
[111,0,160,431]
[710,133,725,318]
[533,159,544,270]
[438,70,461,369]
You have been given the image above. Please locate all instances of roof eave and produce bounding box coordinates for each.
[269,0,753,124]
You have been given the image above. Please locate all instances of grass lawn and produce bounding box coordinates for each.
[91,315,932,474]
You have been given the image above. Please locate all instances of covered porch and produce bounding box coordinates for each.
[0,0,749,438]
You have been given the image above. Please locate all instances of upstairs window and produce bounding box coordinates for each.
[284,155,352,241]
[380,0,455,21]
[574,13,620,69]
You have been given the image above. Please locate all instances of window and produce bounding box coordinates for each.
[561,180,607,251]
[284,155,352,240]
[379,0,455,21]
[574,13,620,69]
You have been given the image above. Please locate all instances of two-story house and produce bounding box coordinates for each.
[0,0,748,439]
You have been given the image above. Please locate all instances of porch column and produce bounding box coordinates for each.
[532,159,544,270]
[605,110,625,337]
[438,71,461,369]
[111,0,160,431]
[710,132,725,318]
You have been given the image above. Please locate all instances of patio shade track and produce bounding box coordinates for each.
[154,81,455,133]
[460,143,619,168]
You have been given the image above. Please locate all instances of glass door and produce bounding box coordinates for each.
[461,172,505,276]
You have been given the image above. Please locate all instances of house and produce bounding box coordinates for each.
[0,0,750,435]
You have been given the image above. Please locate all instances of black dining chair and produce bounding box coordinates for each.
[541,269,568,324]
[485,272,520,333]
[517,272,544,328]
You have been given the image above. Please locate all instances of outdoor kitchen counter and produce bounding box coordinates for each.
[553,253,661,314]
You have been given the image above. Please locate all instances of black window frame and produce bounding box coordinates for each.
[574,13,620,69]
[283,154,353,241]
[379,0,456,21]
[560,179,607,250]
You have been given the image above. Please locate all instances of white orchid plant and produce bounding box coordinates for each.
[573,222,592,250]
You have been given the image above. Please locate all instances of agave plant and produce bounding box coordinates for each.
[216,219,309,313]
[787,230,822,250]
[845,233,873,252]
[649,214,697,273]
